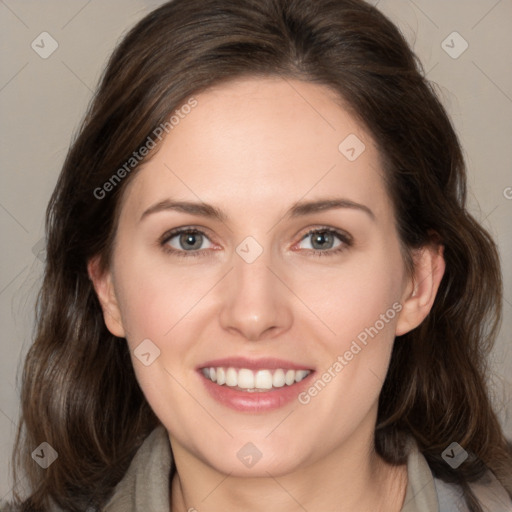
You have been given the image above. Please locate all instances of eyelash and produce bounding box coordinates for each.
[159,226,353,259]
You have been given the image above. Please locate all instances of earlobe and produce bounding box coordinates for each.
[395,243,445,337]
[87,256,126,338]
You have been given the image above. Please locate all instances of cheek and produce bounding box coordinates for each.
[112,256,209,424]
[296,286,400,440]
[114,249,208,346]
[302,247,404,350]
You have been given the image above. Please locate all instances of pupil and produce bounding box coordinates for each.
[313,232,331,249]
[181,232,201,250]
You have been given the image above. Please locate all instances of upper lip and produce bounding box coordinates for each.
[197,357,314,371]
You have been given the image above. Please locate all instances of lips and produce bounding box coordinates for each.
[197,357,314,412]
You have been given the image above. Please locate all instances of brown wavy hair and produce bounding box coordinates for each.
[9,0,512,510]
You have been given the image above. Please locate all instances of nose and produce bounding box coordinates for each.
[218,244,293,342]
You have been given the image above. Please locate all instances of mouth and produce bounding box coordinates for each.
[197,357,315,412]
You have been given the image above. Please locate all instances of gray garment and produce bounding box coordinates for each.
[102,425,512,511]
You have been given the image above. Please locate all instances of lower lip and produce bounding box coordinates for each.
[199,371,314,412]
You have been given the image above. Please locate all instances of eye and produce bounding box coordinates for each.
[295,227,352,257]
[160,228,214,258]
[159,226,352,259]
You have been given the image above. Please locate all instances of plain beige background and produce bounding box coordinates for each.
[1,0,511,500]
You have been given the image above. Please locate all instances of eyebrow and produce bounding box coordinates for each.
[140,197,375,223]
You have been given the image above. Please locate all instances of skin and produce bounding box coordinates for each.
[89,76,445,512]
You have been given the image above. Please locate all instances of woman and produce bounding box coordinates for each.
[4,0,512,511]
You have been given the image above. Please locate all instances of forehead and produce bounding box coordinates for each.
[120,76,391,225]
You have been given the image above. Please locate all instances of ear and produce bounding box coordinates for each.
[395,239,446,337]
[87,256,126,338]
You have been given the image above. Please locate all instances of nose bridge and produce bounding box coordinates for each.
[218,234,292,340]
[235,239,273,293]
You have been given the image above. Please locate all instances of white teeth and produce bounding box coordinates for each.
[295,370,310,382]
[226,367,238,387]
[201,366,311,390]
[237,368,255,389]
[216,367,226,385]
[285,369,295,386]
[272,369,286,388]
[254,370,273,389]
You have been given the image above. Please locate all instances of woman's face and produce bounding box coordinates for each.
[92,76,432,477]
